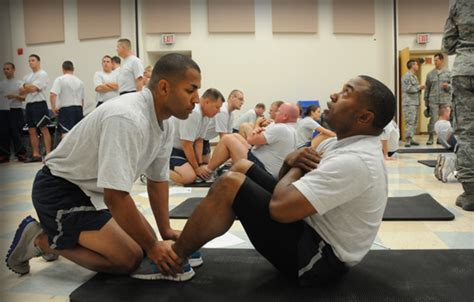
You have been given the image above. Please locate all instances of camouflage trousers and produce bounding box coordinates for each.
[403,105,418,138]
[453,76,474,184]
[428,101,452,134]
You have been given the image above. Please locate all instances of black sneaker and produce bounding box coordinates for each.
[24,156,42,163]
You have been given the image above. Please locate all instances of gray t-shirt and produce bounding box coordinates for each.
[45,88,173,210]
[379,120,400,152]
[171,104,210,149]
[252,122,297,178]
[233,109,257,130]
[22,69,49,103]
[293,135,387,266]
[94,70,119,104]
[118,55,144,93]
[434,120,454,148]
[50,74,84,108]
[296,116,321,146]
[205,105,233,140]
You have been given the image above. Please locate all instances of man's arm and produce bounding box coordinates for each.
[194,138,204,166]
[50,93,59,114]
[182,139,209,178]
[135,76,144,92]
[246,127,267,145]
[269,168,317,223]
[104,188,181,275]
[22,83,40,93]
[105,82,119,90]
[442,3,458,55]
[424,76,432,106]
[146,179,180,240]
[95,84,113,93]
[6,94,25,101]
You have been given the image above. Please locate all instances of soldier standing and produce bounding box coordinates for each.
[442,0,474,211]
[424,53,452,145]
[402,59,425,147]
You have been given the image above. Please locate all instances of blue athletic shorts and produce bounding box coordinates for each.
[58,106,83,133]
[32,166,112,250]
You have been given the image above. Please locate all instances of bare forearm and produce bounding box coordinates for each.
[381,140,389,157]
[135,77,144,91]
[194,139,204,165]
[147,181,172,238]
[23,84,39,93]
[274,168,303,198]
[182,141,199,169]
[95,85,111,93]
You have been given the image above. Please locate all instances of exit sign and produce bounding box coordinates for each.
[416,33,430,44]
[161,34,175,45]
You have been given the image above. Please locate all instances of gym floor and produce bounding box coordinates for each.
[1,134,473,302]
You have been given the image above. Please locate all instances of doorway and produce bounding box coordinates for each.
[398,48,449,140]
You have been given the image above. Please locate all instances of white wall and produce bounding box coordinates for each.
[7,0,136,114]
[0,0,13,65]
[142,0,395,116]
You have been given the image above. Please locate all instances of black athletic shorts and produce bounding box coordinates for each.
[58,106,83,134]
[202,140,211,156]
[25,101,49,128]
[32,166,112,250]
[169,145,210,170]
[232,163,348,285]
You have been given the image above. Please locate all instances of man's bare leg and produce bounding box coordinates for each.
[311,133,331,150]
[39,127,52,154]
[34,219,143,274]
[238,123,253,139]
[170,163,197,185]
[28,128,41,157]
[173,172,246,259]
[207,134,250,171]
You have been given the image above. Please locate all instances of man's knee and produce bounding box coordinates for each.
[111,244,143,274]
[230,159,254,174]
[210,171,246,203]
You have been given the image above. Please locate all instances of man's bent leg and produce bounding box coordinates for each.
[207,134,249,171]
[173,172,246,259]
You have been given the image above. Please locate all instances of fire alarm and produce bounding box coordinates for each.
[17,48,23,55]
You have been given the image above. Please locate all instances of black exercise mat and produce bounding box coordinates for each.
[183,182,213,188]
[169,194,454,221]
[383,193,454,221]
[418,159,437,167]
[397,147,452,153]
[70,248,474,302]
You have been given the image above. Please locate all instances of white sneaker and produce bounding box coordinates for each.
[440,155,456,183]
[434,154,445,181]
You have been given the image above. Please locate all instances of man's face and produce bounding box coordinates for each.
[269,104,279,119]
[274,106,287,123]
[202,98,223,118]
[3,64,14,78]
[412,61,419,72]
[229,91,244,110]
[102,57,112,72]
[434,56,444,69]
[255,107,265,117]
[325,77,369,135]
[116,43,126,57]
[164,68,201,120]
[28,57,39,70]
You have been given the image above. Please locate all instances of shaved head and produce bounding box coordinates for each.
[276,103,299,123]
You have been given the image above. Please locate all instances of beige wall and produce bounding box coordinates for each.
[142,0,395,119]
[7,0,136,114]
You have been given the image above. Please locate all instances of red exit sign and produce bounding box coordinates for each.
[161,34,175,45]
[416,33,430,44]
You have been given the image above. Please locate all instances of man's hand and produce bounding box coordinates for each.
[161,228,181,241]
[419,84,426,90]
[251,127,265,136]
[384,155,396,161]
[195,165,211,180]
[285,147,321,173]
[255,117,267,127]
[146,240,182,277]
[442,82,449,89]
[52,107,60,115]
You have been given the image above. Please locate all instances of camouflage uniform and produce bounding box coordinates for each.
[402,71,421,139]
[442,0,474,210]
[424,68,452,135]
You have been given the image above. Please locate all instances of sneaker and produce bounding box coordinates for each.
[411,140,420,146]
[41,253,59,262]
[189,251,203,268]
[434,154,445,181]
[139,174,147,185]
[5,216,43,275]
[130,257,195,281]
[440,155,456,183]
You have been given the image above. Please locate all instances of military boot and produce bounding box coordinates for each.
[456,183,474,211]
[426,134,434,145]
[404,137,411,147]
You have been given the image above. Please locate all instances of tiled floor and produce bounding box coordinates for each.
[1,135,473,301]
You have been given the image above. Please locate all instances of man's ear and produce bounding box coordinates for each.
[156,79,169,96]
[358,110,375,126]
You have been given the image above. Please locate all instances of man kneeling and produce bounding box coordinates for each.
[172,75,395,284]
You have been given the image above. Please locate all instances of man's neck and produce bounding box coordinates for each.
[103,68,112,73]
[436,66,444,71]
[6,75,14,80]
[32,67,39,73]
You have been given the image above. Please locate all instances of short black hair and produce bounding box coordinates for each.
[358,75,396,132]
[304,105,320,117]
[112,56,121,64]
[228,89,243,99]
[406,59,417,69]
[202,88,225,103]
[102,55,112,60]
[434,53,444,60]
[29,54,41,61]
[148,53,200,88]
[255,103,265,110]
[4,62,15,69]
[117,38,132,49]
[62,60,74,71]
